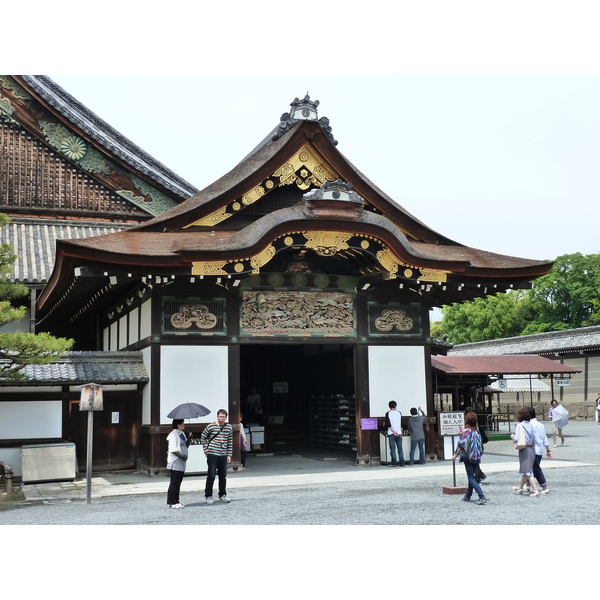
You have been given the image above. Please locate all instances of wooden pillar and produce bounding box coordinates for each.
[353,343,372,465]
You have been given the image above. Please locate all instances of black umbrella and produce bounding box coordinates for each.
[167,402,211,420]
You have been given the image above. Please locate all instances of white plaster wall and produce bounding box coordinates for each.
[140,299,152,339]
[0,401,62,439]
[119,315,128,349]
[103,326,109,350]
[129,307,139,345]
[368,346,427,418]
[142,347,152,425]
[160,346,228,425]
[109,321,118,351]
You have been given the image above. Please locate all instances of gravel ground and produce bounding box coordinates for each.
[2,421,598,526]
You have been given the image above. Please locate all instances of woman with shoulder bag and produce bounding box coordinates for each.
[452,412,487,505]
[510,408,540,497]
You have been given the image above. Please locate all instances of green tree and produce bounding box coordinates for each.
[432,253,600,343]
[522,253,600,334]
[434,290,532,344]
[0,213,73,381]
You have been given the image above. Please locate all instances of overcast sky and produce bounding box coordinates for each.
[50,74,599,263]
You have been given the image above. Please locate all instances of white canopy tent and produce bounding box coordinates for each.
[489,375,551,392]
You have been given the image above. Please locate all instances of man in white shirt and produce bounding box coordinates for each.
[386,401,405,467]
[526,406,552,494]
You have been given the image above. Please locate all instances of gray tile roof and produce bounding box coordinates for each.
[450,326,600,356]
[1,351,148,385]
[1,216,131,284]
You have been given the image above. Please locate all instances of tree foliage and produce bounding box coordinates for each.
[432,253,600,344]
[433,290,532,345]
[0,213,73,381]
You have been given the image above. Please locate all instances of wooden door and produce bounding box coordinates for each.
[68,395,139,472]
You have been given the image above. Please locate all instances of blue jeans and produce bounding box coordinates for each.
[205,454,228,499]
[410,440,425,464]
[533,454,547,486]
[464,460,485,500]
[388,435,405,465]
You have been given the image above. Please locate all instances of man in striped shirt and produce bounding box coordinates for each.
[201,409,234,504]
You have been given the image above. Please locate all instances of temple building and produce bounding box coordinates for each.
[1,78,554,475]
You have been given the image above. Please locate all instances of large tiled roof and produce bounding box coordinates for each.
[449,326,600,356]
[0,351,148,385]
[19,76,198,199]
[1,216,131,284]
[432,354,580,376]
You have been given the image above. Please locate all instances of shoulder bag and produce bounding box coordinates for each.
[514,424,527,450]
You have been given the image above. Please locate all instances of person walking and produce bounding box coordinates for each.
[166,419,190,509]
[525,407,552,494]
[549,399,565,447]
[451,412,487,505]
[465,406,487,483]
[386,400,405,467]
[201,409,233,504]
[510,408,540,497]
[406,406,427,465]
[595,393,600,425]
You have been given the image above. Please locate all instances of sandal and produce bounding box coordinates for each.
[541,488,550,495]
[530,491,540,498]
[512,487,524,494]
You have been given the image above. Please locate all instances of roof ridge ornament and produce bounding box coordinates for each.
[303,179,364,204]
[272,94,338,145]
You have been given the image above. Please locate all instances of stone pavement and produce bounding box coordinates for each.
[18,419,599,504]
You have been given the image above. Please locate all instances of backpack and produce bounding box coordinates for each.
[384,411,392,430]
[380,411,392,437]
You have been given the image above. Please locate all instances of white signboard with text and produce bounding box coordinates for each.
[439,412,465,436]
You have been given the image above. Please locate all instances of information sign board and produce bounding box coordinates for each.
[361,417,378,430]
[439,412,465,436]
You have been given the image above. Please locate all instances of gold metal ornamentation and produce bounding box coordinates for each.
[250,245,276,271]
[404,268,413,278]
[185,144,337,227]
[234,263,245,273]
[170,305,218,330]
[376,248,401,276]
[360,240,370,250]
[191,261,229,276]
[304,231,352,257]
[374,309,414,332]
[274,144,337,189]
[418,269,449,282]
[191,207,232,227]
[242,185,265,206]
[284,236,294,246]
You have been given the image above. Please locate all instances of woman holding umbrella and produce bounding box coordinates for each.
[166,419,191,508]
[549,399,566,447]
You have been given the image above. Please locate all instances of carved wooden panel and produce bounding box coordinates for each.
[241,290,354,336]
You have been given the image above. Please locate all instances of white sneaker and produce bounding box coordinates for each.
[219,496,231,503]
[171,503,184,509]
[206,497,214,505]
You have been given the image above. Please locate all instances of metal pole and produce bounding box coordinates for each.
[451,436,457,487]
[86,410,93,504]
